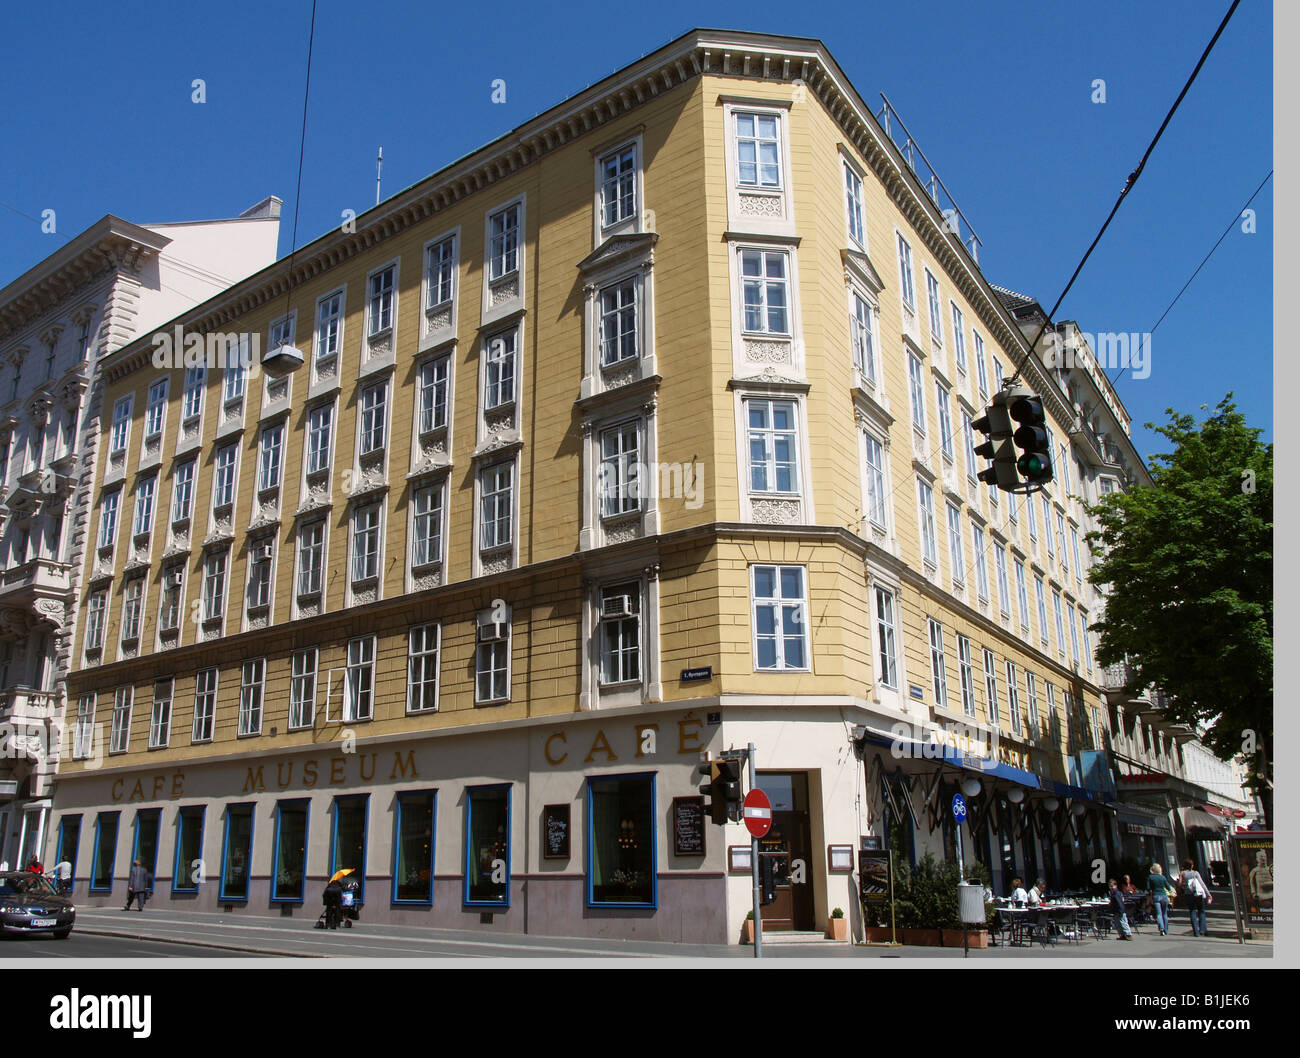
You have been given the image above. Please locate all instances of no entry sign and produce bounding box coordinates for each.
[743,789,773,838]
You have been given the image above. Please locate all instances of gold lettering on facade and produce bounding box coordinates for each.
[359,753,377,782]
[243,767,266,793]
[304,760,318,786]
[277,762,294,789]
[584,730,618,763]
[391,751,417,780]
[111,778,123,803]
[329,758,346,784]
[170,774,184,799]
[129,779,144,802]
[544,732,568,765]
[678,717,703,754]
[152,776,165,800]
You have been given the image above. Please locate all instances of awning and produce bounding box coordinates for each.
[1181,805,1228,840]
[863,732,1043,790]
[1116,803,1173,838]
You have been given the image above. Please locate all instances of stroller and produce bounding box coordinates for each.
[315,872,361,930]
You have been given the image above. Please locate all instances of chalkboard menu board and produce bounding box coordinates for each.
[543,804,570,860]
[673,797,706,857]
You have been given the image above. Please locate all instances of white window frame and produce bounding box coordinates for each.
[745,397,800,495]
[213,443,238,509]
[315,289,345,366]
[1035,575,1049,646]
[972,524,989,603]
[289,649,317,730]
[410,480,444,569]
[488,202,521,281]
[983,648,999,727]
[478,460,514,553]
[238,658,265,736]
[149,678,173,749]
[408,624,441,713]
[733,109,783,189]
[598,141,639,231]
[1006,661,1021,735]
[936,382,954,460]
[598,277,640,367]
[367,263,396,337]
[973,332,988,398]
[145,379,168,440]
[950,302,967,374]
[862,431,888,531]
[120,576,144,643]
[946,503,965,585]
[74,693,96,758]
[192,668,217,743]
[110,395,132,455]
[417,355,450,434]
[297,519,325,597]
[850,289,878,386]
[359,380,388,456]
[896,232,916,311]
[751,564,809,672]
[739,248,791,336]
[425,233,457,310]
[907,353,927,433]
[159,564,183,633]
[925,269,943,344]
[994,543,1011,617]
[843,159,865,247]
[1015,558,1030,632]
[957,634,976,718]
[203,550,228,624]
[182,366,205,423]
[918,478,938,567]
[1053,589,1067,655]
[172,458,196,523]
[929,619,948,710]
[350,503,381,584]
[259,423,284,492]
[344,635,376,722]
[873,586,899,689]
[133,475,156,537]
[97,489,120,550]
[306,402,334,475]
[598,419,643,518]
[110,686,133,754]
[598,582,642,688]
[483,328,517,410]
[1026,672,1040,738]
[475,611,511,704]
[247,541,273,611]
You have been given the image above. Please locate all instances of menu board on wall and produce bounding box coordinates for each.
[673,797,706,857]
[543,804,570,860]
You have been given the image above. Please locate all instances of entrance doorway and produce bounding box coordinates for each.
[754,772,814,932]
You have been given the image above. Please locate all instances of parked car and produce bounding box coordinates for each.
[0,872,75,939]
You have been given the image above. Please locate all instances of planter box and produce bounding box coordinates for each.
[861,925,988,948]
[941,928,989,948]
[827,917,849,941]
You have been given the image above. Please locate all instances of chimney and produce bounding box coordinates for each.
[238,196,283,219]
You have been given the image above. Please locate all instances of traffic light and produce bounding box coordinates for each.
[972,393,1019,492]
[697,757,745,825]
[697,759,725,825]
[1007,385,1054,486]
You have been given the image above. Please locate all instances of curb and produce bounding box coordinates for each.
[73,925,323,958]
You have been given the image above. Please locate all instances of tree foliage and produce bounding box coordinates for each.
[1085,396,1272,819]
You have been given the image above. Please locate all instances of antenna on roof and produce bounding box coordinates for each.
[376,146,383,206]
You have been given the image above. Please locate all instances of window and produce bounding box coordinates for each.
[929,619,948,710]
[1015,558,1030,631]
[962,409,977,481]
[393,792,437,905]
[1060,446,1072,494]
[290,649,317,729]
[1053,590,1066,654]
[344,636,376,721]
[223,349,246,403]
[408,624,440,713]
[97,489,120,549]
[201,551,228,624]
[994,543,1010,617]
[863,433,887,529]
[587,775,656,908]
[426,236,456,308]
[160,566,182,632]
[488,203,520,280]
[132,476,156,536]
[306,404,333,474]
[600,144,637,228]
[475,614,510,703]
[90,812,119,893]
[484,330,517,409]
[925,271,943,342]
[1069,601,1081,665]
[172,458,195,522]
[599,421,642,516]
[149,678,172,749]
[1026,489,1038,539]
[269,313,295,351]
[936,383,954,460]
[182,366,205,420]
[1056,512,1068,573]
[843,161,865,246]
[367,265,394,335]
[464,786,510,905]
[110,397,131,454]
[74,693,95,758]
[747,398,799,494]
[1071,527,1082,585]
[1046,684,1058,745]
[238,658,264,736]
[272,800,309,903]
[896,233,916,310]
[316,291,343,363]
[740,249,790,334]
[946,504,964,584]
[983,648,999,726]
[418,356,450,433]
[735,111,781,187]
[873,587,899,688]
[1043,496,1055,557]
[110,686,132,753]
[972,524,989,602]
[213,443,238,508]
[918,479,938,566]
[850,291,877,384]
[145,379,167,439]
[599,279,638,366]
[951,304,967,372]
[973,332,988,396]
[351,504,381,583]
[752,565,808,671]
[247,542,272,610]
[259,424,284,491]
[479,462,513,551]
[1026,672,1040,738]
[907,353,926,432]
[219,803,254,901]
[56,817,81,884]
[957,634,976,717]
[120,577,143,642]
[1006,662,1021,735]
[599,583,641,686]
[1035,576,1049,645]
[298,520,324,596]
[359,381,388,455]
[1078,608,1092,673]
[411,483,443,567]
[172,807,205,894]
[192,668,217,742]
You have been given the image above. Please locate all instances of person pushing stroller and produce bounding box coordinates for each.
[317,869,359,930]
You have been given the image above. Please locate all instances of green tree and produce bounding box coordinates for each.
[1085,396,1272,824]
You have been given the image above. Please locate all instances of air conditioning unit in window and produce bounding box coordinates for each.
[168,569,184,586]
[477,621,506,642]
[254,544,274,562]
[601,595,633,619]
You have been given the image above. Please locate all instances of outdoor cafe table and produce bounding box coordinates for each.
[997,902,1110,944]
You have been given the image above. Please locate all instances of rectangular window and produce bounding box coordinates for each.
[475,612,511,703]
[172,807,205,894]
[752,565,808,670]
[957,634,976,718]
[1071,526,1082,585]
[272,800,309,903]
[843,161,864,246]
[110,396,131,454]
[946,503,965,584]
[451,782,515,922]
[1046,683,1058,745]
[600,145,637,228]
[599,420,642,516]
[747,398,799,494]
[182,366,205,421]
[1035,576,1049,646]
[344,636,375,722]
[850,292,877,384]
[972,524,989,602]
[351,504,380,583]
[740,249,790,334]
[873,587,898,688]
[145,379,167,439]
[219,804,254,902]
[1079,608,1092,673]
[918,478,937,566]
[172,458,195,522]
[599,278,638,366]
[479,462,513,551]
[994,543,1011,617]
[907,353,926,432]
[418,356,450,433]
[1069,601,1081,665]
[213,443,237,508]
[110,686,133,753]
[97,489,120,549]
[489,203,520,280]
[929,619,948,710]
[925,270,943,341]
[298,520,324,596]
[863,433,887,529]
[587,774,656,908]
[269,313,295,351]
[56,816,81,884]
[289,649,317,729]
[408,624,440,713]
[359,381,388,455]
[936,383,954,460]
[983,648,999,727]
[951,303,967,372]
[306,404,333,474]
[238,658,265,736]
[192,668,217,742]
[484,330,517,409]
[1026,672,1040,738]
[1007,662,1021,735]
[120,577,143,642]
[315,291,343,363]
[735,111,781,187]
[259,424,284,491]
[85,591,106,652]
[132,477,156,536]
[896,233,916,310]
[962,409,977,481]
[90,812,119,892]
[411,483,443,567]
[247,541,272,610]
[974,332,988,397]
[426,236,456,308]
[1043,496,1055,556]
[1015,558,1030,631]
[599,583,641,686]
[149,678,172,749]
[367,265,394,335]
[131,816,160,889]
[394,792,437,905]
[74,693,95,759]
[992,357,1004,393]
[203,551,227,622]
[223,346,247,404]
[1053,590,1066,653]
[1056,511,1068,573]
[1026,488,1038,539]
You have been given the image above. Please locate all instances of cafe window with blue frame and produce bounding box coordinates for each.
[586,773,656,908]
[132,808,161,892]
[56,815,81,882]
[90,811,119,892]
[172,806,205,894]
[272,799,311,903]
[219,803,255,902]
[329,794,369,904]
[464,785,510,906]
[393,790,437,905]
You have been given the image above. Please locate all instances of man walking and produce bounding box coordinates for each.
[1107,878,1133,940]
[124,859,151,911]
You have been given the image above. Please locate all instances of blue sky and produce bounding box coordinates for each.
[0,0,1271,457]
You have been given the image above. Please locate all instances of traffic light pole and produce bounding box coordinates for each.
[747,742,762,959]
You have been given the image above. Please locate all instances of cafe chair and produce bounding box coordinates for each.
[1028,909,1057,949]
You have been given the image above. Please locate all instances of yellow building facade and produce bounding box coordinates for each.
[48,30,1114,943]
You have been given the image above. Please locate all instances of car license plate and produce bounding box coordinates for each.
[31,918,57,927]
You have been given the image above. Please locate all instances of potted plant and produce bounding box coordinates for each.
[828,906,848,941]
[743,910,755,944]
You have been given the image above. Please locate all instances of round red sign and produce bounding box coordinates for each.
[743,789,773,839]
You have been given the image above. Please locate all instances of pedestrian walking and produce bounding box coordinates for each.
[1107,878,1133,940]
[1177,859,1211,937]
[1146,862,1176,935]
[124,859,151,911]
[26,855,43,874]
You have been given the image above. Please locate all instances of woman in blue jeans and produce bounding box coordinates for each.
[1146,862,1176,935]
[1178,859,1211,937]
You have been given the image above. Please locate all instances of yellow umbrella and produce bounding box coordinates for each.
[329,868,355,884]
